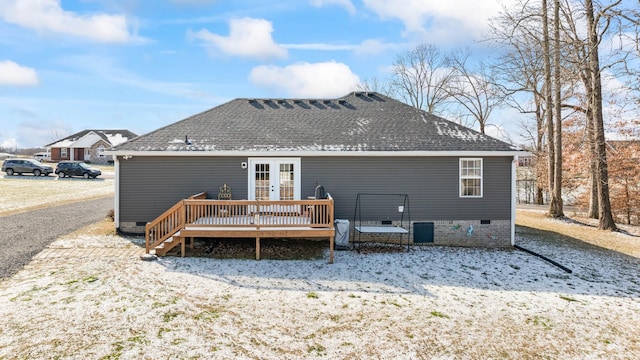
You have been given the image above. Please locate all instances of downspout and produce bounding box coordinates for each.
[511,156,517,246]
[114,157,120,230]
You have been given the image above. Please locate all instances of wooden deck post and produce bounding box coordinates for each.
[256,237,260,260]
[329,236,334,264]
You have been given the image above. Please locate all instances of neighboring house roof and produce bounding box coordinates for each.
[73,133,106,148]
[111,92,519,154]
[46,130,138,148]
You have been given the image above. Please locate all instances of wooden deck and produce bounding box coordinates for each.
[145,192,336,263]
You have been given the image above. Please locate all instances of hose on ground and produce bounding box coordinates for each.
[514,244,572,274]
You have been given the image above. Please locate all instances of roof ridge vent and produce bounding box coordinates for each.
[277,99,286,104]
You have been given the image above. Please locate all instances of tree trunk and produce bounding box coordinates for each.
[536,97,545,205]
[536,186,545,205]
[542,0,556,216]
[587,112,599,218]
[549,0,564,217]
[585,0,617,230]
[624,177,630,225]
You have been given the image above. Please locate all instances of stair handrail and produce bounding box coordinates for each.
[145,200,186,253]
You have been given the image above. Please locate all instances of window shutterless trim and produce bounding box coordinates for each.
[459,158,483,198]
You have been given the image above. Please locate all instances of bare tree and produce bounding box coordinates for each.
[489,1,548,204]
[539,0,561,217]
[355,77,394,96]
[562,0,621,229]
[549,0,565,217]
[489,0,629,228]
[50,129,71,143]
[585,0,618,230]
[389,44,454,114]
[447,48,506,134]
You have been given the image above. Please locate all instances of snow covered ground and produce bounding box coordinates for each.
[0,224,639,359]
[2,165,636,358]
[0,175,114,215]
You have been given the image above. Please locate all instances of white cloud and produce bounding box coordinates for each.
[249,61,360,98]
[0,60,39,86]
[281,39,405,56]
[0,0,136,43]
[170,0,217,5]
[309,0,356,15]
[354,39,407,55]
[192,17,287,60]
[1,137,18,150]
[282,43,355,51]
[362,0,506,41]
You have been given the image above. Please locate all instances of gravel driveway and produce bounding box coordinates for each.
[0,196,113,279]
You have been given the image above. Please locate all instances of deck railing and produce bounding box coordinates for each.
[185,198,334,227]
[145,194,334,253]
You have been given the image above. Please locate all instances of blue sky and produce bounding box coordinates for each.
[0,0,511,149]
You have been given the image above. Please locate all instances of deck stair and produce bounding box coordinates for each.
[145,192,206,257]
[145,191,336,262]
[153,232,184,256]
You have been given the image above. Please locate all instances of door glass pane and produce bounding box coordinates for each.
[255,163,270,200]
[279,163,295,200]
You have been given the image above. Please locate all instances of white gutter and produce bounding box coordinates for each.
[105,150,526,157]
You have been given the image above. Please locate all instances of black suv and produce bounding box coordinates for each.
[2,159,53,176]
[55,161,102,179]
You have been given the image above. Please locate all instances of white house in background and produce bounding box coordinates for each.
[45,129,138,164]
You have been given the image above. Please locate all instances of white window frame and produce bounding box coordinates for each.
[98,145,105,157]
[61,148,68,158]
[459,158,483,198]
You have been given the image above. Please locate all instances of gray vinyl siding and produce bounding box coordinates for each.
[118,155,513,225]
[301,156,512,221]
[118,156,248,223]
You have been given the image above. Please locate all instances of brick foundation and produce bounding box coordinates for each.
[350,219,512,247]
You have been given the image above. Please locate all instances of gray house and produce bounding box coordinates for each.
[108,92,522,247]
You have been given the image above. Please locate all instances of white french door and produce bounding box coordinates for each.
[248,158,301,201]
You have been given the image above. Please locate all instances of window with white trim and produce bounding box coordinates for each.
[460,158,483,197]
[61,148,68,158]
[98,145,105,157]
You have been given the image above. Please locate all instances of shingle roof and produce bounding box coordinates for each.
[46,129,138,148]
[113,92,518,153]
